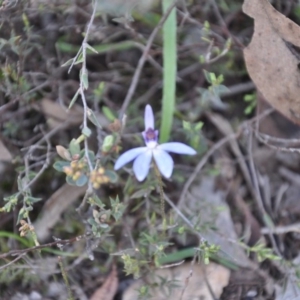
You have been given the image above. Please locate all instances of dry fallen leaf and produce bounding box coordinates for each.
[0,139,12,161]
[188,177,252,268]
[90,265,118,300]
[37,98,83,129]
[35,98,109,130]
[34,183,86,241]
[243,0,300,124]
[123,262,230,300]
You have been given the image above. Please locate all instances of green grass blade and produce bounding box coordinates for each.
[159,0,177,143]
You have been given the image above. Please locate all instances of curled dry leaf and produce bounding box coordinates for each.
[56,145,72,161]
[90,265,118,300]
[243,0,300,124]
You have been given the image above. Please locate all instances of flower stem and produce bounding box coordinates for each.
[153,163,166,224]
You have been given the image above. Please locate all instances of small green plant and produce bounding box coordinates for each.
[197,70,229,110]
[244,93,257,115]
[240,241,281,262]
[182,120,205,152]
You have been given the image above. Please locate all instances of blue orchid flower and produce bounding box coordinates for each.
[114,105,197,181]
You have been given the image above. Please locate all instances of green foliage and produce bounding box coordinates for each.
[53,161,70,172]
[244,93,257,115]
[102,135,115,152]
[240,241,281,263]
[182,120,205,152]
[0,264,40,288]
[197,70,229,110]
[160,0,177,143]
[198,241,221,265]
[3,121,19,137]
[110,196,126,221]
[102,106,116,122]
[93,82,105,102]
[58,40,137,55]
[1,2,284,296]
[0,194,18,213]
[122,254,146,278]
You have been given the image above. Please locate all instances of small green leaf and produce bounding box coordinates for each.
[195,121,204,131]
[53,161,70,172]
[110,195,125,221]
[85,43,99,54]
[199,55,205,63]
[17,177,24,191]
[82,126,92,137]
[79,149,95,164]
[214,85,230,94]
[61,58,75,67]
[75,174,88,186]
[105,170,118,183]
[69,139,81,157]
[201,90,210,102]
[87,108,102,128]
[17,208,26,224]
[102,106,116,122]
[99,223,109,229]
[130,188,152,199]
[66,175,76,186]
[61,53,84,67]
[88,217,98,226]
[94,82,105,100]
[80,70,88,89]
[25,196,42,204]
[68,89,80,109]
[89,195,105,209]
[182,120,191,130]
[102,135,114,152]
[203,70,212,84]
[263,213,274,229]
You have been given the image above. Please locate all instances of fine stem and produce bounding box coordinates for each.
[153,163,166,223]
[58,256,74,300]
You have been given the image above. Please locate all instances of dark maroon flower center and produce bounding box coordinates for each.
[144,128,158,143]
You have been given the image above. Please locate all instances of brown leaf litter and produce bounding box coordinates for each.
[243,0,300,124]
[90,265,118,300]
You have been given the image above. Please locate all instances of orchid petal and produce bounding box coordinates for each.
[153,149,174,178]
[114,147,147,170]
[133,150,152,181]
[144,104,154,130]
[158,142,197,155]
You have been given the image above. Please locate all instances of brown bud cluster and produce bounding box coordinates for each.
[63,160,86,181]
[90,167,110,189]
[108,119,121,133]
[19,220,34,237]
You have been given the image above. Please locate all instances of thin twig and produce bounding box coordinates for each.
[177,133,238,209]
[22,127,52,192]
[164,193,205,244]
[179,252,197,300]
[0,253,26,270]
[0,234,86,259]
[261,223,300,235]
[119,0,178,118]
[209,0,244,48]
[78,2,97,173]
[247,129,282,257]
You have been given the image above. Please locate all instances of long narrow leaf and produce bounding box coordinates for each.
[160,0,177,143]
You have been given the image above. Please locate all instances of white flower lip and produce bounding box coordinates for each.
[114,105,197,181]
